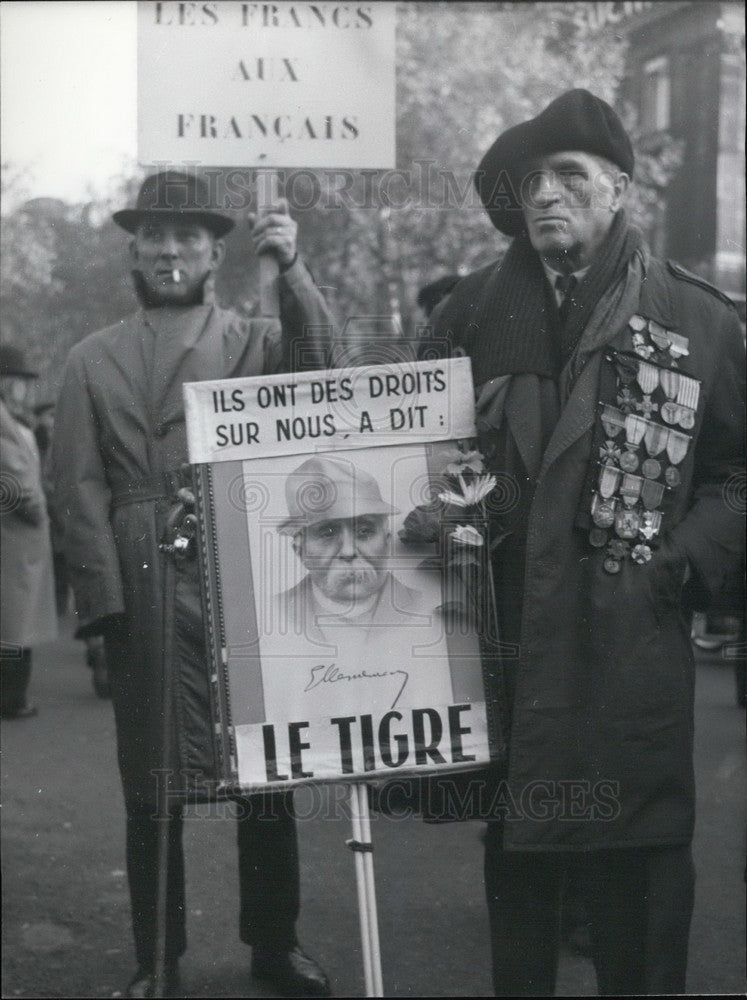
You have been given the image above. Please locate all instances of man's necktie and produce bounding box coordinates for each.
[555,273,577,324]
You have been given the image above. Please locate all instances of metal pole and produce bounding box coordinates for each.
[348,783,384,997]
[349,784,374,995]
[153,550,177,997]
[357,783,384,996]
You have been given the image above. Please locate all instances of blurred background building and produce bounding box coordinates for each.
[597,1,745,311]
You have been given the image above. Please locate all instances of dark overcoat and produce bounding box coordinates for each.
[431,254,745,850]
[53,263,332,808]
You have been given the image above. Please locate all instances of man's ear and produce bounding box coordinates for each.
[610,172,630,212]
[128,239,139,265]
[211,238,226,270]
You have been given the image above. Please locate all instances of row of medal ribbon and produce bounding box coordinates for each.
[614,355,700,429]
[599,408,690,487]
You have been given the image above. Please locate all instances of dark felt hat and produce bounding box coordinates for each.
[474,89,635,235]
[0,344,38,378]
[113,171,234,238]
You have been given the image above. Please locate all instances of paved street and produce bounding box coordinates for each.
[2,615,745,997]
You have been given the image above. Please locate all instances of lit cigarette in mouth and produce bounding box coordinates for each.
[172,268,180,283]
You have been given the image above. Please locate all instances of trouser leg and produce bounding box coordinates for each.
[483,823,565,996]
[580,844,694,995]
[1,647,32,716]
[126,807,187,970]
[236,791,300,950]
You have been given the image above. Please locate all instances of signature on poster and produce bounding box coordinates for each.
[305,663,410,709]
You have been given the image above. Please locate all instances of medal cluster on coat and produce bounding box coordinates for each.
[589,315,699,574]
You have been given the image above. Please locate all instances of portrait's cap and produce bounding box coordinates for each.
[112,171,235,238]
[474,88,635,235]
[278,456,399,535]
[0,344,38,379]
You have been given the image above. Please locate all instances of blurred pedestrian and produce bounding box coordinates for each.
[53,171,333,998]
[33,401,69,617]
[1,345,57,719]
[421,89,745,995]
[34,400,112,698]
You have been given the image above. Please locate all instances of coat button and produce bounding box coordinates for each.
[153,423,167,438]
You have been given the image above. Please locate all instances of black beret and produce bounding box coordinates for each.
[474,89,634,235]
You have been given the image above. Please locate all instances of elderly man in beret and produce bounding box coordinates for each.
[420,89,745,994]
[53,172,332,997]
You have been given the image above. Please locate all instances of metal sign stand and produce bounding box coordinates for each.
[348,783,384,997]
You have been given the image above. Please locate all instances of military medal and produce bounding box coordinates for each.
[639,510,662,540]
[619,472,643,507]
[641,478,666,510]
[636,361,659,396]
[665,466,682,487]
[636,395,658,418]
[659,369,681,424]
[648,321,671,352]
[676,375,700,430]
[591,493,617,528]
[631,543,653,564]
[641,420,668,480]
[617,388,637,414]
[628,315,647,332]
[632,333,654,360]
[641,457,661,480]
[598,463,622,498]
[668,332,689,359]
[599,440,622,465]
[601,403,626,438]
[666,428,690,466]
[614,505,641,539]
[589,527,609,547]
[664,428,690,487]
[621,414,646,471]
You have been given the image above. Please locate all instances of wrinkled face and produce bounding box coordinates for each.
[520,151,629,271]
[294,515,391,604]
[130,219,224,304]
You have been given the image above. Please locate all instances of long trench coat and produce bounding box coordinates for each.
[431,254,745,850]
[1,400,58,649]
[53,263,332,808]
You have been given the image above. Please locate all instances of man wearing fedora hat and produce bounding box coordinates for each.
[53,171,333,997]
[420,90,745,994]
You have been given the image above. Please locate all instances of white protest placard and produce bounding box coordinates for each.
[185,359,501,790]
[184,357,477,464]
[137,0,396,168]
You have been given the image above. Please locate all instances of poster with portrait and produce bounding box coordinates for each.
[184,358,503,789]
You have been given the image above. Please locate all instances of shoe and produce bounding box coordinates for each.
[2,705,38,720]
[124,962,180,998]
[251,944,331,997]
